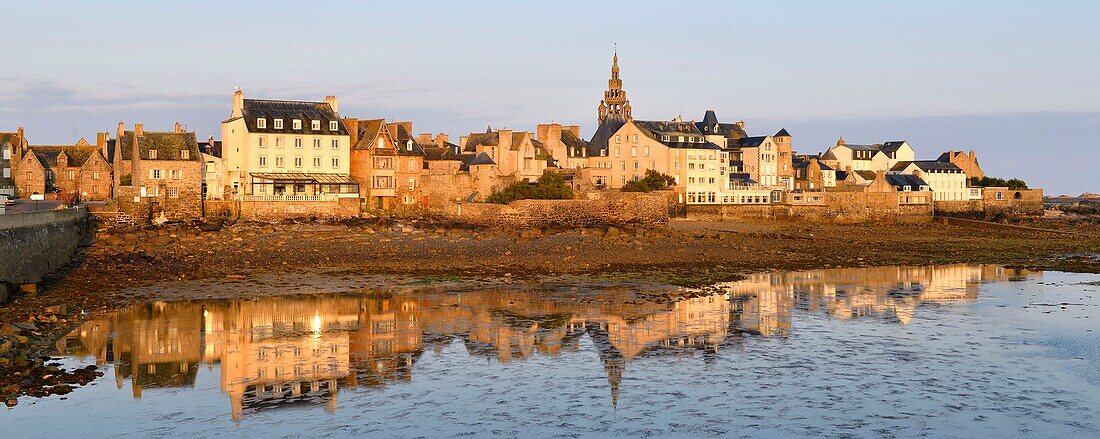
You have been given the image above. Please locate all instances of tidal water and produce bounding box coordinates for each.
[4,265,1099,438]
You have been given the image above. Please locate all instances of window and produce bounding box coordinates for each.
[312,120,321,130]
[331,157,339,168]
[620,162,626,171]
[257,118,267,129]
[330,121,339,131]
[180,149,189,160]
[313,138,321,148]
[275,137,283,148]
[148,150,157,159]
[259,156,267,167]
[615,135,621,144]
[614,147,620,158]
[91,185,97,194]
[293,119,301,130]
[171,170,180,179]
[275,156,284,167]
[273,119,283,129]
[290,138,300,148]
[633,134,638,143]
[662,135,670,142]
[92,172,99,180]
[168,188,179,198]
[294,156,302,167]
[313,157,320,167]
[633,161,639,170]
[151,169,162,179]
[259,137,266,147]
[331,139,339,149]
[408,177,416,190]
[68,170,75,180]
[631,146,637,157]
[674,161,679,170]
[644,146,650,157]
[620,175,625,185]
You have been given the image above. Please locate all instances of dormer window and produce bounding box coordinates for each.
[293,119,301,130]
[329,121,339,131]
[180,150,189,160]
[257,118,267,129]
[406,140,413,151]
[662,135,670,142]
[311,120,320,130]
[148,150,157,159]
[273,119,283,129]
[376,138,384,149]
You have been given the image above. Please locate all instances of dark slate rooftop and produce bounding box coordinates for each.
[198,140,223,158]
[695,110,747,138]
[885,173,929,189]
[855,170,878,181]
[881,141,908,154]
[239,99,348,136]
[458,152,496,171]
[586,115,627,156]
[390,123,428,157]
[633,120,722,150]
[118,131,201,162]
[774,128,791,137]
[890,160,963,173]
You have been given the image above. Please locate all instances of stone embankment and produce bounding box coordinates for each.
[0,208,90,303]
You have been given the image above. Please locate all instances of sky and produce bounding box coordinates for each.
[1,0,1098,195]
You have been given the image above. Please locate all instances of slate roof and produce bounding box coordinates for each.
[237,99,348,136]
[729,136,768,149]
[462,132,500,153]
[855,170,878,181]
[890,160,963,173]
[423,145,463,161]
[880,141,907,154]
[198,140,223,158]
[30,145,100,168]
[695,110,747,138]
[834,170,849,181]
[884,173,929,189]
[350,119,387,150]
[586,114,627,156]
[389,123,428,157]
[774,128,791,137]
[118,131,201,161]
[458,152,496,171]
[633,120,722,150]
[560,130,588,156]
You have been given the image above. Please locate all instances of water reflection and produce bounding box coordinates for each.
[56,264,1030,420]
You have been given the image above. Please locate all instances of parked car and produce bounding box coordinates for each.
[0,195,14,206]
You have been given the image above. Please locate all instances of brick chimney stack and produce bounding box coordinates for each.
[498,129,513,156]
[174,122,183,133]
[231,88,244,119]
[131,123,141,186]
[324,95,339,114]
[135,123,144,137]
[436,133,449,147]
[417,133,433,145]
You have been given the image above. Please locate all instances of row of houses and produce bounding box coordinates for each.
[0,51,1011,220]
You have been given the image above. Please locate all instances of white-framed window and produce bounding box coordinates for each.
[180,149,189,160]
[92,172,99,180]
[331,157,339,168]
[148,150,157,159]
[662,135,670,142]
[329,121,339,131]
[633,134,638,143]
[311,120,320,130]
[313,138,321,148]
[275,137,283,148]
[402,195,414,204]
[313,157,321,167]
[408,177,416,190]
[275,156,284,167]
[331,139,339,149]
[406,140,413,151]
[257,118,267,129]
[68,170,76,180]
[292,119,301,130]
[294,156,302,167]
[150,169,162,179]
[273,119,283,129]
[168,188,179,198]
[615,135,621,144]
[259,137,266,147]
[259,156,267,167]
[294,138,302,148]
[614,147,620,157]
[644,146,650,156]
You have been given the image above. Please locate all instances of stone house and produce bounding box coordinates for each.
[220,89,356,198]
[198,136,225,200]
[20,137,113,201]
[386,121,428,208]
[460,128,548,182]
[727,135,779,188]
[113,122,203,220]
[823,138,915,172]
[792,156,836,191]
[936,150,983,179]
[0,128,27,196]
[536,123,587,170]
[345,118,398,210]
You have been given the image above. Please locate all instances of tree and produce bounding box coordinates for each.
[622,170,676,192]
[970,176,1028,190]
[485,170,574,204]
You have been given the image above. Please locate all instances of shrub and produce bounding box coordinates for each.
[622,170,676,192]
[970,176,1028,190]
[486,170,574,204]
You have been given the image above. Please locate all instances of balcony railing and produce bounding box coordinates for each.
[235,194,340,202]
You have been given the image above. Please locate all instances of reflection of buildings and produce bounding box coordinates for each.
[56,265,1032,417]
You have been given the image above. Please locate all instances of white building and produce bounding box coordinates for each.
[891,160,968,201]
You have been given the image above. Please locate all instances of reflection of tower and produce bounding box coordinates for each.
[585,322,624,409]
[597,50,632,124]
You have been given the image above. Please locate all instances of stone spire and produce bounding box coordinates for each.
[598,49,631,124]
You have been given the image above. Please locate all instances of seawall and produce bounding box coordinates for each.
[0,208,89,300]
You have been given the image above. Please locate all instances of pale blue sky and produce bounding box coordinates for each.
[2,0,1097,194]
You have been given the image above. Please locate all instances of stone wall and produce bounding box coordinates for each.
[0,208,88,286]
[687,191,933,224]
[420,172,513,211]
[441,191,675,228]
[935,188,1044,217]
[203,198,360,222]
[115,184,202,223]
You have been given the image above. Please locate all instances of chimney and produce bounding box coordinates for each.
[436,133,449,147]
[385,123,398,140]
[837,137,846,147]
[174,122,183,133]
[563,125,581,138]
[131,123,141,186]
[498,129,513,151]
[417,133,433,144]
[459,135,469,148]
[231,88,244,119]
[135,123,144,137]
[969,150,975,159]
[96,132,106,149]
[117,121,125,138]
[324,95,339,114]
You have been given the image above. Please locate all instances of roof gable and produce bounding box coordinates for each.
[240,99,348,136]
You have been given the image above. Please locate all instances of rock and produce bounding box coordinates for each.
[11,322,38,332]
[5,398,16,408]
